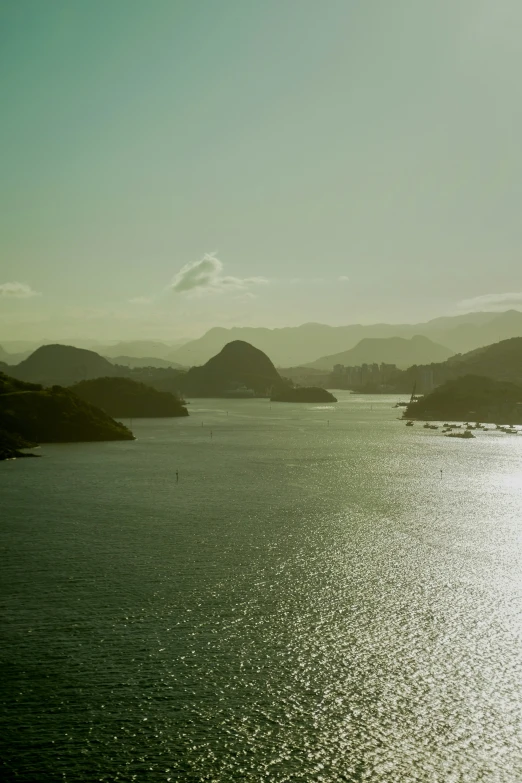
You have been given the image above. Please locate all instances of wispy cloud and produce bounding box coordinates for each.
[128,296,153,305]
[170,253,268,295]
[457,292,522,311]
[338,275,349,282]
[0,281,40,299]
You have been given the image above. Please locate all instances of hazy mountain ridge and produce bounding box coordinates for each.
[101,340,188,360]
[169,311,522,366]
[306,335,454,370]
[0,345,32,365]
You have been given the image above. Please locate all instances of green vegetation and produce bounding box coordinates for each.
[0,374,43,394]
[70,377,188,418]
[181,340,286,397]
[0,372,133,458]
[271,387,337,403]
[405,375,522,424]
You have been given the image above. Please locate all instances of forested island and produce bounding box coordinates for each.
[271,387,337,403]
[404,375,522,424]
[70,377,188,418]
[0,372,134,460]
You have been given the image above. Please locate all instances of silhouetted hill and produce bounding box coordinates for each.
[181,341,285,397]
[11,345,118,386]
[446,337,522,383]
[0,372,133,449]
[168,311,522,366]
[307,335,453,370]
[405,376,522,424]
[271,387,337,403]
[70,377,188,418]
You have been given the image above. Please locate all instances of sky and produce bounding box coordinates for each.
[1,0,521,342]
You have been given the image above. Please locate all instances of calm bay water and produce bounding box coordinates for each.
[1,392,522,782]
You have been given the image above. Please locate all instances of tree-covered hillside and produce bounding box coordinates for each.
[405,375,522,424]
[70,377,188,418]
[0,373,134,451]
[181,340,286,397]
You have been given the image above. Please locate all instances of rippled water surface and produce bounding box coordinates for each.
[1,393,522,782]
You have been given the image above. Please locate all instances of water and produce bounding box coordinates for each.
[1,392,521,782]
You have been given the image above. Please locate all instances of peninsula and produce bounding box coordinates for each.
[404,375,522,424]
[0,372,134,460]
[70,377,188,418]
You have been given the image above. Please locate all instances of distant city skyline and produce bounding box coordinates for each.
[1,0,521,340]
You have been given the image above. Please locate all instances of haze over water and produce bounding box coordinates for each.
[1,393,521,781]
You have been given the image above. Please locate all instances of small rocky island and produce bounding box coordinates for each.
[271,387,337,403]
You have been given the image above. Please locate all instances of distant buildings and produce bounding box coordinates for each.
[417,367,435,393]
[331,362,400,390]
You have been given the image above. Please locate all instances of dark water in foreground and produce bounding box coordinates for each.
[1,393,522,782]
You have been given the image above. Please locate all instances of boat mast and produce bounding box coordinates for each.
[409,381,417,405]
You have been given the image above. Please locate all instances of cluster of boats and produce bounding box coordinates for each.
[404,420,521,438]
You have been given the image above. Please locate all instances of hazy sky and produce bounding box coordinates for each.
[1,0,521,341]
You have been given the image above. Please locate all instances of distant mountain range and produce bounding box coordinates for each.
[5,323,522,401]
[3,310,522,370]
[306,335,454,370]
[168,310,522,367]
[0,339,189,366]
